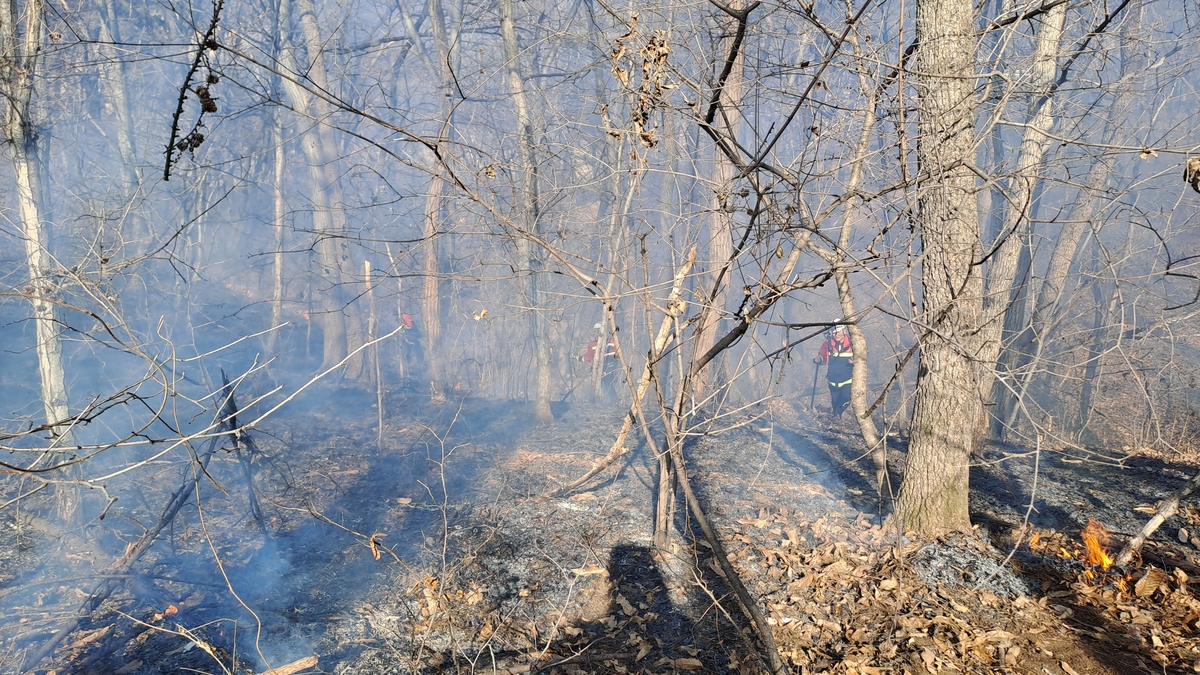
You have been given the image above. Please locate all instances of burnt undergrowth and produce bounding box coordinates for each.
[3,389,1200,674]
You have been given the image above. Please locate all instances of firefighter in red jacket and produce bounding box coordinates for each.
[813,325,853,416]
[583,323,619,401]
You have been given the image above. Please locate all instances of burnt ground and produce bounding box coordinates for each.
[2,389,1200,674]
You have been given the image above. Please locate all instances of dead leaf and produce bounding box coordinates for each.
[464,587,483,605]
[68,625,113,650]
[616,594,636,616]
[165,641,197,656]
[1061,660,1080,675]
[616,15,638,41]
[1136,568,1166,597]
[976,630,1017,644]
[113,661,142,675]
[708,558,726,578]
[674,657,703,669]
[368,533,387,561]
[396,498,412,505]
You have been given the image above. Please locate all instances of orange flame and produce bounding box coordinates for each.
[1082,519,1114,570]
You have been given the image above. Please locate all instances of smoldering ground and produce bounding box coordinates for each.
[3,310,1200,674]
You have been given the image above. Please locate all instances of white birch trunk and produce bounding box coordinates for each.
[276,0,351,373]
[3,0,77,517]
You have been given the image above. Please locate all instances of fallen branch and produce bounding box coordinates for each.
[1114,466,1200,567]
[256,655,319,675]
[22,378,243,670]
[225,380,266,533]
[669,446,790,675]
[494,652,632,675]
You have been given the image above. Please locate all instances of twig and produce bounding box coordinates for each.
[493,652,633,675]
[163,0,226,180]
[222,368,266,534]
[256,655,318,675]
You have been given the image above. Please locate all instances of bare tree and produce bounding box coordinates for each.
[276,0,355,375]
[892,0,984,533]
[1,0,77,517]
[498,0,554,422]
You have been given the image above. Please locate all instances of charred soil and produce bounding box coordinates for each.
[2,391,1199,674]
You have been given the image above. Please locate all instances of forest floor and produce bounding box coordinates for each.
[3,388,1200,674]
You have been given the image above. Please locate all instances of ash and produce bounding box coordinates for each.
[909,537,1033,599]
[7,389,1200,674]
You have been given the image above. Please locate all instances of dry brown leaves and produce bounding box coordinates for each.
[718,507,1200,674]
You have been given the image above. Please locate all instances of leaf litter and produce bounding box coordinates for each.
[8,393,1200,674]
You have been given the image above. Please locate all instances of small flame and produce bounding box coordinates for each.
[1082,519,1114,570]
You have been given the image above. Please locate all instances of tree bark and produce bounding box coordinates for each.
[3,0,78,519]
[976,2,1067,444]
[269,103,287,352]
[692,1,744,403]
[268,7,288,353]
[277,0,353,375]
[498,0,553,422]
[419,0,453,401]
[894,0,982,535]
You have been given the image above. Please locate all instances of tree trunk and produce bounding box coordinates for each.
[894,0,982,535]
[833,43,887,499]
[278,0,354,375]
[421,0,454,401]
[692,2,743,404]
[588,18,625,403]
[269,103,286,352]
[498,0,553,422]
[1076,274,1116,440]
[97,0,140,197]
[993,5,1143,435]
[975,2,1066,445]
[421,171,446,399]
[980,0,1009,248]
[3,0,79,520]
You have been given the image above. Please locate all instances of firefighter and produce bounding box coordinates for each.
[813,324,853,416]
[583,323,619,401]
[399,312,426,387]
